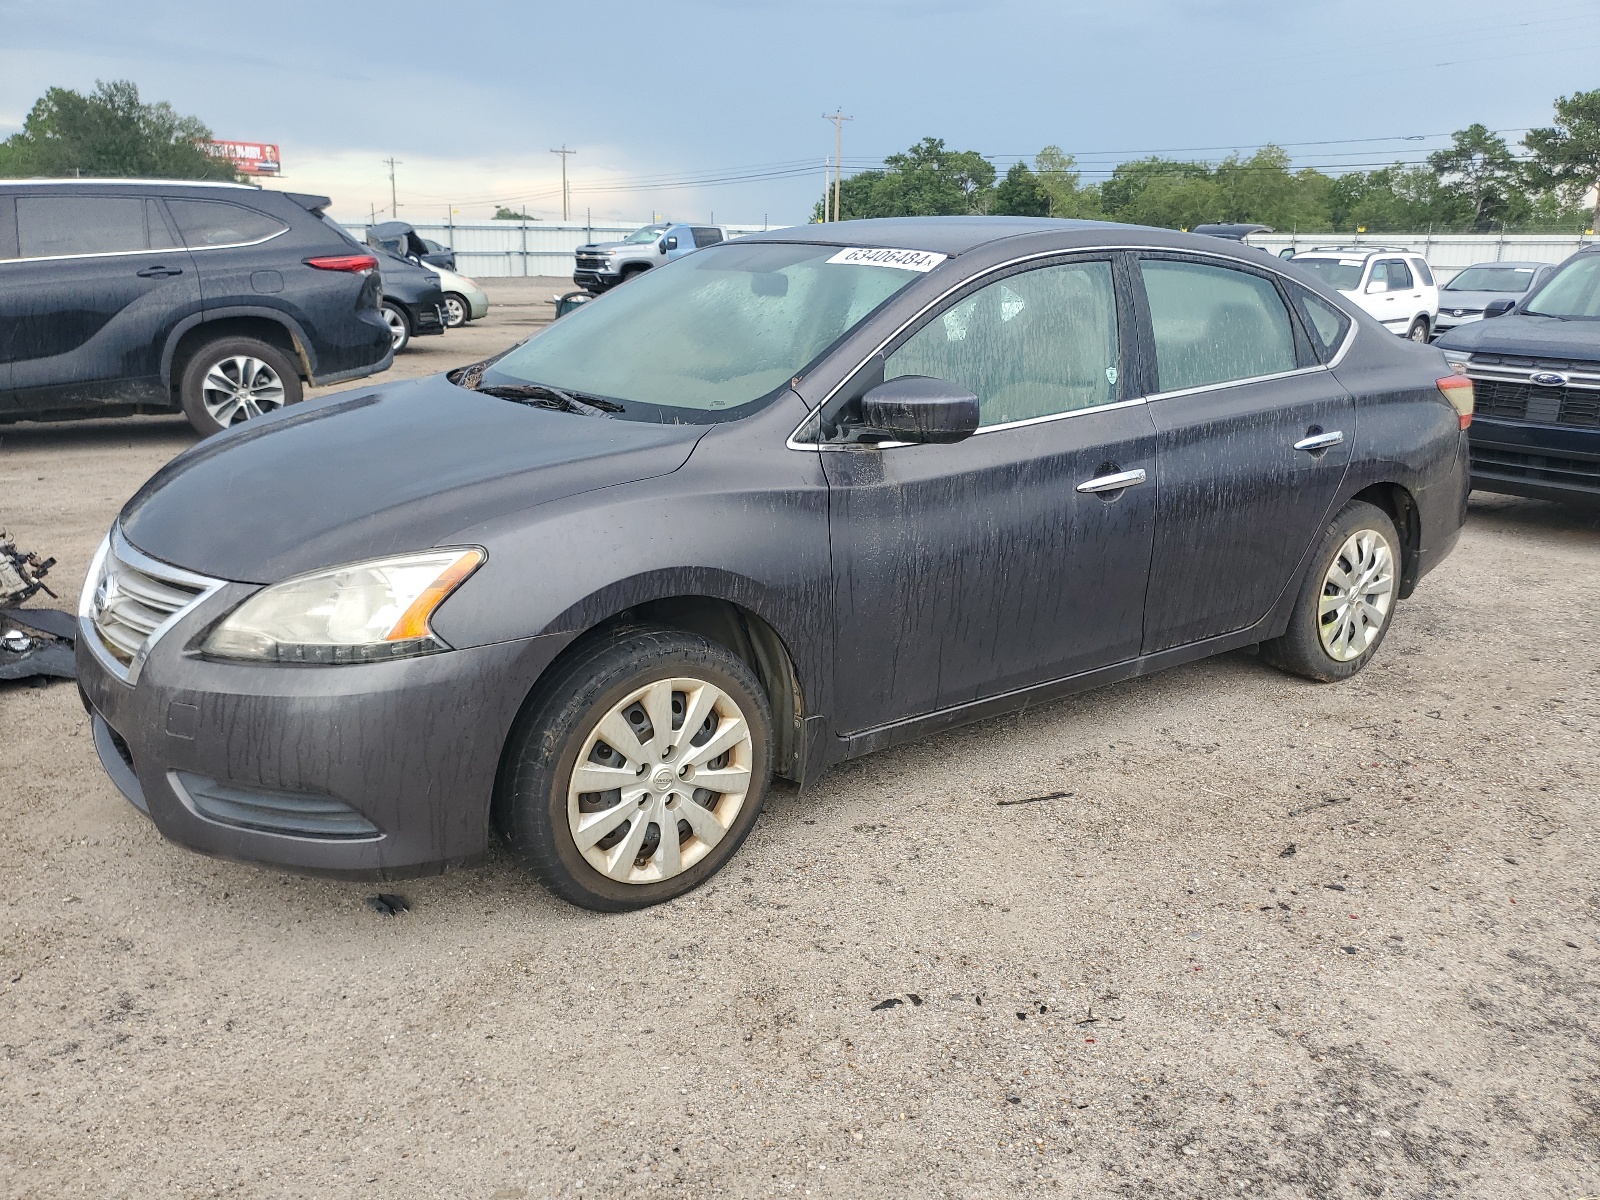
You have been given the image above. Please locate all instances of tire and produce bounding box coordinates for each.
[1406,316,1430,342]
[1262,500,1402,683]
[443,293,470,328]
[497,627,773,911]
[381,302,411,352]
[178,336,303,437]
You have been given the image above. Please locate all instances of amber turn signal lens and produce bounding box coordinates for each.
[384,550,484,642]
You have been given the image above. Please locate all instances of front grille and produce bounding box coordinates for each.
[1466,356,1600,429]
[575,255,608,270]
[85,530,219,682]
[173,772,382,840]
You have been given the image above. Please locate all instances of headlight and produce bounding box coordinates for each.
[202,548,484,664]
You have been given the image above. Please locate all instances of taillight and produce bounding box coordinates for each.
[306,254,378,273]
[1437,374,1474,429]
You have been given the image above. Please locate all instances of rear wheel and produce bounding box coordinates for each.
[381,302,411,352]
[1262,500,1401,682]
[1406,316,1430,342]
[498,628,773,911]
[443,293,470,328]
[178,337,302,437]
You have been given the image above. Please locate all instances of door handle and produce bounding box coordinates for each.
[1294,430,1344,452]
[136,265,182,278]
[1076,467,1147,494]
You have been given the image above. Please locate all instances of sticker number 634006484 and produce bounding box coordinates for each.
[825,247,948,272]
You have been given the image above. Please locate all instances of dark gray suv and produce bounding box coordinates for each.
[0,179,394,435]
[78,217,1471,910]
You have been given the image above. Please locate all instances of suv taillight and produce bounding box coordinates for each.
[306,254,378,274]
[1437,375,1474,429]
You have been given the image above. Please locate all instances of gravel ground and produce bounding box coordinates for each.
[2,283,1598,1198]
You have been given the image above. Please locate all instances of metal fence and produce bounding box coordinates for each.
[345,220,778,277]
[1248,231,1599,279]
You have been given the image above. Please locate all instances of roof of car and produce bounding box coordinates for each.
[738,215,1137,255]
[0,178,257,190]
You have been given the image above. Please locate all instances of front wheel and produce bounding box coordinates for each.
[1262,500,1401,683]
[443,293,470,328]
[179,337,303,437]
[381,302,411,352]
[1407,316,1430,342]
[498,628,773,911]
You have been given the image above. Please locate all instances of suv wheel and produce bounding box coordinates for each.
[381,302,411,352]
[443,293,470,328]
[1262,500,1401,683]
[1406,316,1430,342]
[179,337,303,437]
[497,628,773,911]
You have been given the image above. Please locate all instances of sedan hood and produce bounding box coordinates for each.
[1435,289,1510,315]
[120,375,706,583]
[1435,313,1600,363]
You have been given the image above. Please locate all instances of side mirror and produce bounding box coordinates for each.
[858,376,979,445]
[1484,297,1517,319]
[1278,248,1296,259]
[661,236,677,253]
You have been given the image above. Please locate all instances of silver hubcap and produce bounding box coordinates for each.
[567,677,753,885]
[201,355,286,425]
[1410,322,1427,341]
[444,297,466,326]
[1318,528,1395,661]
[384,308,407,347]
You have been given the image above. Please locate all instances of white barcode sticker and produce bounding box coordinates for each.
[825,246,947,272]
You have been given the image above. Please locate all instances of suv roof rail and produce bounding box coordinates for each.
[0,177,256,189]
[1301,245,1416,256]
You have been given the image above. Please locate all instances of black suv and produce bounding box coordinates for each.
[1437,245,1600,506]
[0,179,394,436]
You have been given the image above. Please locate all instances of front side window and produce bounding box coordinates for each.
[17,195,149,257]
[478,241,923,421]
[166,199,288,248]
[1367,261,1389,290]
[1523,254,1600,319]
[1140,259,1297,392]
[886,260,1120,428]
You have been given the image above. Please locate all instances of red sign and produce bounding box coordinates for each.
[200,140,282,176]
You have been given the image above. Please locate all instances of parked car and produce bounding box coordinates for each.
[0,179,393,436]
[1432,260,1556,338]
[374,249,447,352]
[429,263,488,328]
[1437,245,1600,506]
[553,290,593,319]
[1287,247,1439,341]
[573,221,733,291]
[78,217,1470,911]
[365,220,455,270]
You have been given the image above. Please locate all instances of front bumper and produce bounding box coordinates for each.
[573,268,621,290]
[1468,416,1600,505]
[413,303,446,337]
[78,579,572,879]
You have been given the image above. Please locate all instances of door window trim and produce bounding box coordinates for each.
[787,242,1357,450]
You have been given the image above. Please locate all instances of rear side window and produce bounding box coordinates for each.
[17,195,157,257]
[1410,257,1434,287]
[1288,286,1352,362]
[1140,259,1297,392]
[167,199,288,248]
[691,227,724,248]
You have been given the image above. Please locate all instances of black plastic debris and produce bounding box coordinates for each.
[907,993,924,1006]
[0,608,76,683]
[997,790,1073,807]
[1324,883,1347,892]
[366,893,410,915]
[870,997,903,1011]
[1279,843,1298,858]
[0,533,56,605]
[1341,946,1358,954]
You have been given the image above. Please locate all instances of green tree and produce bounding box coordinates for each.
[493,206,539,220]
[1429,124,1520,229]
[1326,164,1469,232]
[1525,89,1600,231]
[1099,157,1211,222]
[1033,146,1101,218]
[991,161,1050,216]
[813,137,995,220]
[0,80,235,179]
[1212,145,1333,232]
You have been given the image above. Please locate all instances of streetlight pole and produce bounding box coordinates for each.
[551,145,576,221]
[822,109,852,222]
[382,157,402,217]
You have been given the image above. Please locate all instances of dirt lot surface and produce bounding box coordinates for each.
[2,280,1598,1198]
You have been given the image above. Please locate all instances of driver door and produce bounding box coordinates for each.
[822,256,1159,734]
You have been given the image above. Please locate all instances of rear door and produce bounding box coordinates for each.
[0,190,199,415]
[1135,254,1354,652]
[163,196,292,313]
[1371,258,1413,331]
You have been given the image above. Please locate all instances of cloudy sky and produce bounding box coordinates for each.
[2,0,1597,227]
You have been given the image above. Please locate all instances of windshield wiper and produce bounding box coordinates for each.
[474,382,625,416]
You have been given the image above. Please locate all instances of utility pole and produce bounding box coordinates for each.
[551,145,576,221]
[382,157,402,217]
[822,109,852,222]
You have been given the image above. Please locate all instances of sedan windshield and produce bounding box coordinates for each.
[625,224,669,244]
[1521,256,1600,319]
[478,242,923,420]
[1291,259,1365,291]
[1445,266,1535,293]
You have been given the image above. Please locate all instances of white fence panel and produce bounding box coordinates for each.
[345,220,778,277]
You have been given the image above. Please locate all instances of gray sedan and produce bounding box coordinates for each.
[1433,261,1556,337]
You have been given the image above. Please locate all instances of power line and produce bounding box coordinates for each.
[823,108,853,222]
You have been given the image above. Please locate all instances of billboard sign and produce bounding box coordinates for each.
[200,140,281,176]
